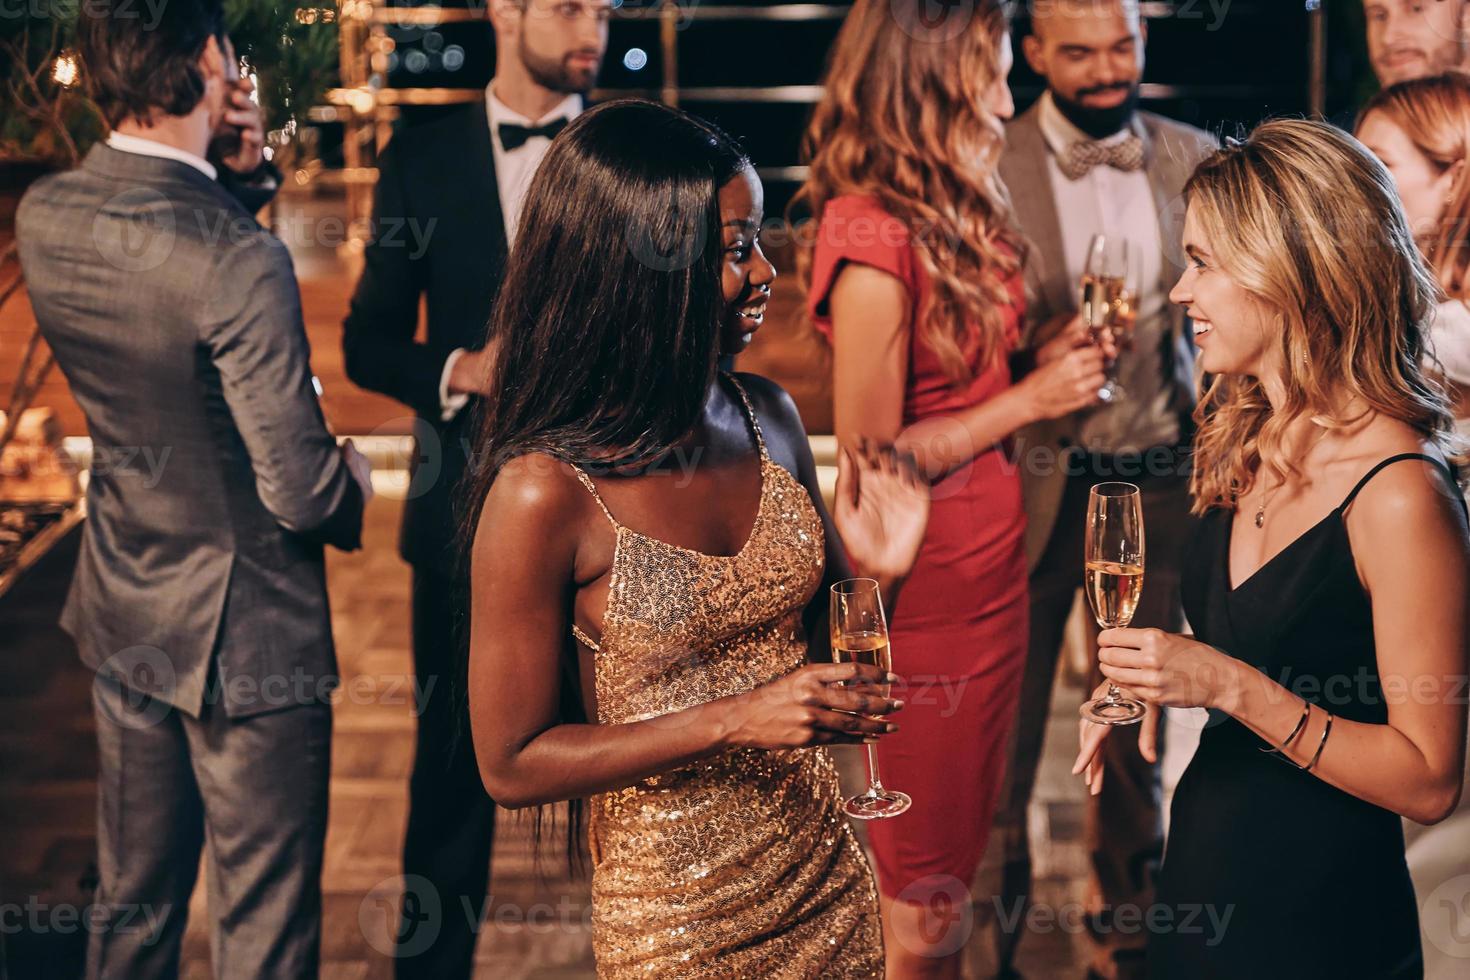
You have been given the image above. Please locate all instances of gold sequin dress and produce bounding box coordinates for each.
[568,375,884,978]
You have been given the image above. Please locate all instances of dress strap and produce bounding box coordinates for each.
[722,372,768,460]
[568,464,613,654]
[571,623,601,653]
[569,463,620,529]
[1339,453,1463,512]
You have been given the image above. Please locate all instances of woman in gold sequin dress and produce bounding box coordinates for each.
[462,101,932,977]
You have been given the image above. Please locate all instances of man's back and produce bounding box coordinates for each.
[19,143,360,718]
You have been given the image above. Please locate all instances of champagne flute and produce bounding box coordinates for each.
[1080,482,1148,726]
[830,578,911,819]
[1112,239,1142,357]
[1081,234,1130,404]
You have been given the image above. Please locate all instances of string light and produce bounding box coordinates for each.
[51,52,79,88]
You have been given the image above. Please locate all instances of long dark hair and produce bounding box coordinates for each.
[458,99,750,872]
[472,99,749,482]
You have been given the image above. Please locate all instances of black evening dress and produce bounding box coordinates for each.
[1150,453,1465,979]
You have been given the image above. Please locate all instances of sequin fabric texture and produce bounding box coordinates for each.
[569,376,884,978]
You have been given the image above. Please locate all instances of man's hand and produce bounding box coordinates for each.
[342,439,374,504]
[448,346,499,398]
[214,77,267,175]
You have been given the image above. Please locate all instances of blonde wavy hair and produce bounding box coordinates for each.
[1187,119,1458,513]
[791,0,1022,384]
[1359,72,1470,301]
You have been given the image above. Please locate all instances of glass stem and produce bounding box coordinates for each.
[864,742,886,791]
[1104,682,1124,703]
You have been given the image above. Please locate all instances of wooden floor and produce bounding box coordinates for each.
[0,487,1122,979]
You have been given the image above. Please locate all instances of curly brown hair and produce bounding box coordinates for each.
[791,0,1024,385]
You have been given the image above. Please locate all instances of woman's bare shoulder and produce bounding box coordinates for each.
[473,452,599,565]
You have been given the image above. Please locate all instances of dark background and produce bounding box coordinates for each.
[361,0,1381,215]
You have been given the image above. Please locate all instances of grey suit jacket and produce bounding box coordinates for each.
[998,104,1217,569]
[17,144,363,719]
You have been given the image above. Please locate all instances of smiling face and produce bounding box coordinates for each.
[1170,202,1283,386]
[717,167,776,357]
[1024,0,1145,138]
[1365,0,1469,86]
[1357,108,1460,245]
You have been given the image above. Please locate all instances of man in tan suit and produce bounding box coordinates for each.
[989,3,1216,978]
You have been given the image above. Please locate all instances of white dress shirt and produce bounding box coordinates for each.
[487,86,582,246]
[1038,92,1178,454]
[437,86,584,420]
[106,131,218,181]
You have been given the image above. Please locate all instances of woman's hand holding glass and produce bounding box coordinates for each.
[1096,627,1237,711]
[721,661,902,750]
[1017,342,1109,421]
[1034,311,1119,367]
[1073,628,1240,795]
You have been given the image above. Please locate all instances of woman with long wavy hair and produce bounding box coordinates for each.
[792,1,1109,973]
[463,100,934,977]
[1076,119,1469,976]
[1358,73,1470,448]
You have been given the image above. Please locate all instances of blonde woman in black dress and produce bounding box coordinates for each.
[1075,120,1470,977]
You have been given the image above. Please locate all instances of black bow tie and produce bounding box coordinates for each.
[498,118,569,151]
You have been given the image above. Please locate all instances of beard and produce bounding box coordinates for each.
[520,36,601,95]
[1051,82,1141,140]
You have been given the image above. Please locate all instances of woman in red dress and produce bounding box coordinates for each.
[794,1,1110,974]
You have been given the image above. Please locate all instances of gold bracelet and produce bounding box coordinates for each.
[1259,700,1312,756]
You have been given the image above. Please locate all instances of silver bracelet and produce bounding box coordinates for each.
[1259,700,1311,757]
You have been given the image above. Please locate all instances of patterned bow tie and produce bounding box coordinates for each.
[498,117,569,151]
[1057,133,1146,181]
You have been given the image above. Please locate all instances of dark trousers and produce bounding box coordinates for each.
[87,673,331,980]
[394,567,496,978]
[992,461,1192,980]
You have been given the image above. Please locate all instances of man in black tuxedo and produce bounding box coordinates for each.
[342,1,609,974]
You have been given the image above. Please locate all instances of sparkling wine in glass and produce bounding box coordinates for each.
[830,578,911,819]
[1081,234,1131,404]
[1080,482,1148,726]
[1111,245,1141,351]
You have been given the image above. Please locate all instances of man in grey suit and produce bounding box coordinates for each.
[989,3,1216,978]
[16,4,370,976]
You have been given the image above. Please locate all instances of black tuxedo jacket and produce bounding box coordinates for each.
[344,104,510,573]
